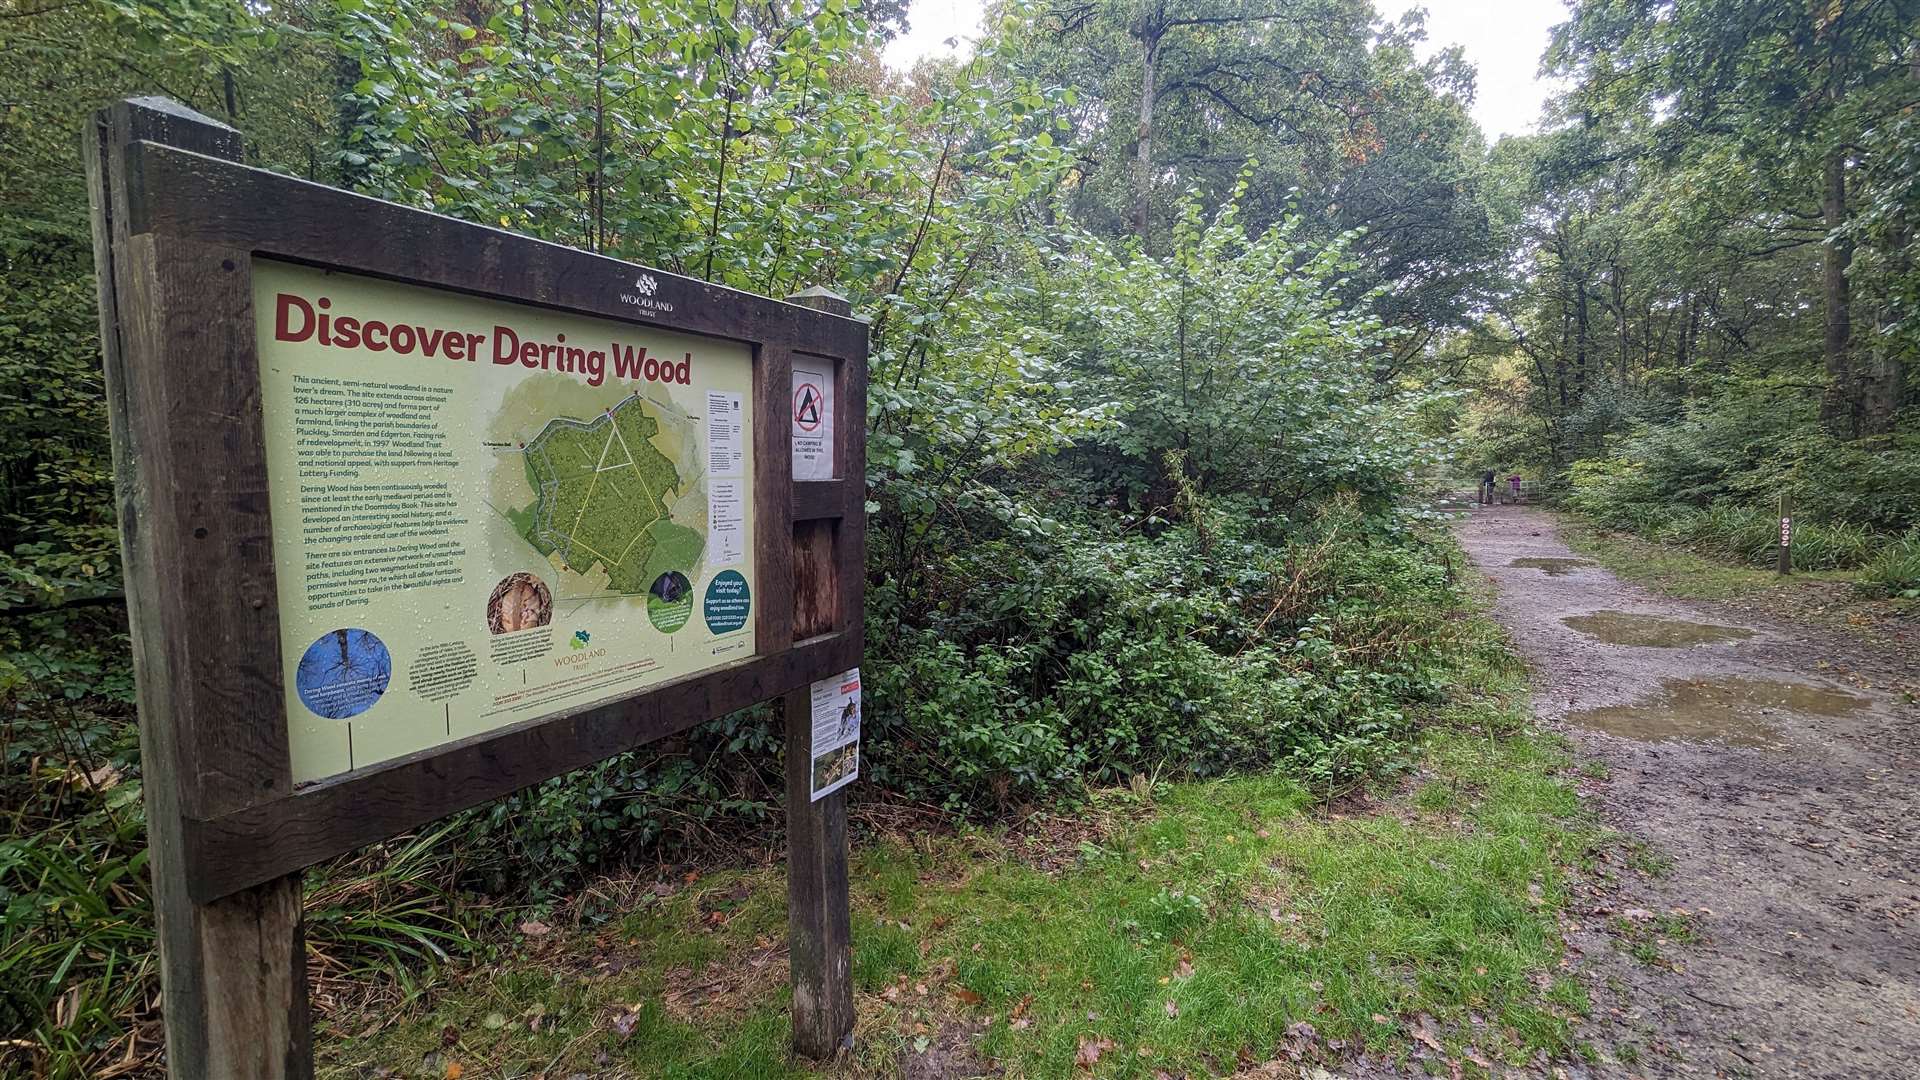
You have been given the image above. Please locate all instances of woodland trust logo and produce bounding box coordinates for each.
[620,271,674,317]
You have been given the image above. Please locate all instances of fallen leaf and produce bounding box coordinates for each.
[1010,993,1033,1020]
[955,988,984,1006]
[1163,1000,1179,1018]
[444,1064,463,1080]
[610,1008,641,1038]
[1076,1035,1115,1068]
[1173,951,1195,979]
[519,919,552,937]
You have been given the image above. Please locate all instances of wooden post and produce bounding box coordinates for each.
[86,98,312,1079]
[1778,492,1793,575]
[782,287,855,1059]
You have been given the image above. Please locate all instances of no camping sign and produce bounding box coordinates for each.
[792,361,834,481]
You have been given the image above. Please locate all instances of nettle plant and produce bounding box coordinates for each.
[1045,182,1439,513]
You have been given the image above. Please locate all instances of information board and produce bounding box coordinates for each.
[87,97,867,1076]
[254,263,757,782]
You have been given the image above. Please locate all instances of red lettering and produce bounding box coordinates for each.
[493,326,519,365]
[389,323,417,354]
[275,293,314,342]
[363,320,388,352]
[333,316,361,349]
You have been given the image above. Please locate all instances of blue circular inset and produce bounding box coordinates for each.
[295,628,392,719]
[703,570,752,635]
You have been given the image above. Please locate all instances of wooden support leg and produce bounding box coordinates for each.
[154,869,310,1079]
[785,688,853,1059]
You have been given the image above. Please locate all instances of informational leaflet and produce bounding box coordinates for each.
[253,260,758,783]
[808,667,860,801]
[791,361,834,481]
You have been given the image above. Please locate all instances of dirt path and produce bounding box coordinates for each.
[1452,505,1920,1079]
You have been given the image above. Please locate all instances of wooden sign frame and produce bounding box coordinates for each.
[86,97,864,1075]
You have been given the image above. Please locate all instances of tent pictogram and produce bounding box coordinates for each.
[794,381,824,432]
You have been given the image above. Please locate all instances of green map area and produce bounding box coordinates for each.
[520,395,700,594]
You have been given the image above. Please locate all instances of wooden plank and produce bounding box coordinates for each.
[783,688,854,1059]
[793,520,838,640]
[183,630,859,901]
[755,344,797,654]
[834,340,868,643]
[792,480,851,522]
[782,288,858,1060]
[124,143,868,362]
[89,96,311,1080]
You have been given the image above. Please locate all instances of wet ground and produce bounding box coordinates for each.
[1456,505,1920,1079]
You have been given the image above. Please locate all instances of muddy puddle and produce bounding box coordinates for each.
[1563,610,1754,647]
[1510,557,1592,576]
[1566,676,1869,748]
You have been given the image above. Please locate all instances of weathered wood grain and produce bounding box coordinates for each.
[783,688,855,1059]
[89,96,312,1080]
[791,480,852,522]
[184,630,859,900]
[126,142,869,361]
[782,288,861,1059]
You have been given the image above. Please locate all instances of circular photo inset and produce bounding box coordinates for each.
[647,570,694,633]
[488,572,552,635]
[295,628,392,720]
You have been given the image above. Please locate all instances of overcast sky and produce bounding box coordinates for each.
[881,0,1568,141]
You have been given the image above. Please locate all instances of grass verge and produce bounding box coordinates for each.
[1555,516,1857,601]
[319,654,1597,1078]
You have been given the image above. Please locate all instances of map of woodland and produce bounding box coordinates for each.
[516,394,703,594]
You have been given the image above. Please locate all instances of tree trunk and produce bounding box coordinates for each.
[1132,31,1159,239]
[1819,147,1856,437]
[1859,213,1909,437]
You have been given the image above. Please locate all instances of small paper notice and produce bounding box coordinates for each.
[808,667,860,801]
[708,478,745,567]
[791,363,834,481]
[706,390,744,477]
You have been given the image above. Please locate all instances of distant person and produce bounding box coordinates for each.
[1481,468,1496,505]
[1509,474,1523,504]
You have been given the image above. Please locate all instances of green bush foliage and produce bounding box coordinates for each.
[1561,394,1915,573]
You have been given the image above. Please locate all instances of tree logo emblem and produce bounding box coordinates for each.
[633,274,658,296]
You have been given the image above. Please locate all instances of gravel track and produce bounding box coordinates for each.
[1455,505,1920,1080]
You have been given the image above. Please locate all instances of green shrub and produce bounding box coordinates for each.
[1858,531,1920,599]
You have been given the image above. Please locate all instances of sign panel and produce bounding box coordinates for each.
[254,261,757,783]
[808,667,860,800]
[792,360,835,481]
